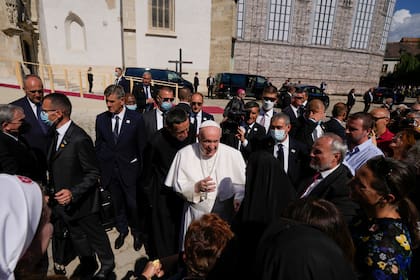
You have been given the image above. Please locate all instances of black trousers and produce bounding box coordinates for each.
[108,169,141,236]
[67,213,114,267]
[363,102,371,113]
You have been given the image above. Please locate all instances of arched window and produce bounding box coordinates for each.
[64,12,86,51]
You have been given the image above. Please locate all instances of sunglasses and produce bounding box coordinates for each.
[191,102,203,106]
[161,98,175,102]
[263,97,276,102]
[28,89,43,94]
[293,96,304,100]
[372,116,387,121]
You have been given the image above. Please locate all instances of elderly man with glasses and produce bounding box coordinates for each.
[10,74,51,183]
[370,107,394,156]
[189,92,214,140]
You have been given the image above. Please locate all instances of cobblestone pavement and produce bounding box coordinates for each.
[0,86,416,279]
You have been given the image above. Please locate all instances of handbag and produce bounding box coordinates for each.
[99,186,115,231]
[51,217,76,266]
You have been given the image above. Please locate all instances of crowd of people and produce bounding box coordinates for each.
[1,72,420,280]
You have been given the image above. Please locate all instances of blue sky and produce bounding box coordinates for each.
[388,0,420,42]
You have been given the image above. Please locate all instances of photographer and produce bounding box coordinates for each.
[237,102,266,160]
[220,95,245,149]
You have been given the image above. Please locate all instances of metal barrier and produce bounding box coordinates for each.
[125,76,180,100]
[0,58,180,100]
[0,58,115,97]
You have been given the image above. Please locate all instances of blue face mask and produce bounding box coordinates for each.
[126,104,137,111]
[160,101,173,112]
[40,110,55,126]
[270,129,287,142]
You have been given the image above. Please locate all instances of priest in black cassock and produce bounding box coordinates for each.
[139,107,195,259]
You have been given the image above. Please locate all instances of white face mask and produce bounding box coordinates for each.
[270,129,287,142]
[263,100,274,111]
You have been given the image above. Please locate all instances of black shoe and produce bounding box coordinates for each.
[53,263,66,275]
[72,256,98,279]
[133,235,143,251]
[93,263,115,279]
[114,233,128,250]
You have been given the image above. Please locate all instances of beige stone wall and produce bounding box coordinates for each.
[232,0,389,95]
[122,0,137,67]
[209,0,236,75]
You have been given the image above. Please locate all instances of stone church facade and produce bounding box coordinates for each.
[232,0,396,94]
[1,0,395,94]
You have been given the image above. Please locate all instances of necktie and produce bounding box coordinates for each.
[144,86,150,98]
[192,114,198,134]
[113,116,120,143]
[298,106,304,118]
[162,113,166,127]
[277,143,284,171]
[50,131,59,160]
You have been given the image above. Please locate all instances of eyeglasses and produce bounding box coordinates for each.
[191,102,203,106]
[161,98,174,102]
[28,89,43,94]
[263,97,276,102]
[372,116,387,121]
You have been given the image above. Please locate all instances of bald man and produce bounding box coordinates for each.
[370,107,394,156]
[293,99,326,150]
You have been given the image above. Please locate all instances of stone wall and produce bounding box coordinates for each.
[209,0,236,75]
[232,0,390,95]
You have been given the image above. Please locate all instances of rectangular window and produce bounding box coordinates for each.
[237,0,245,39]
[381,64,388,73]
[150,0,174,31]
[311,0,337,46]
[266,0,292,42]
[380,0,395,50]
[350,0,376,49]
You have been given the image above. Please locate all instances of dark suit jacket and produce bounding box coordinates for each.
[95,109,146,188]
[240,122,266,160]
[297,164,358,222]
[132,83,157,112]
[323,118,346,140]
[282,105,298,132]
[142,109,159,141]
[0,132,44,182]
[253,135,312,188]
[201,111,214,122]
[10,97,50,156]
[116,76,130,93]
[347,92,356,107]
[48,122,100,221]
[294,117,325,150]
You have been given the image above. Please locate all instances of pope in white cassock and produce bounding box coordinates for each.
[165,120,246,244]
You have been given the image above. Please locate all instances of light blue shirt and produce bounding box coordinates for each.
[343,138,383,175]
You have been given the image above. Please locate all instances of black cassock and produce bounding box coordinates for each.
[139,128,194,259]
[232,150,297,279]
